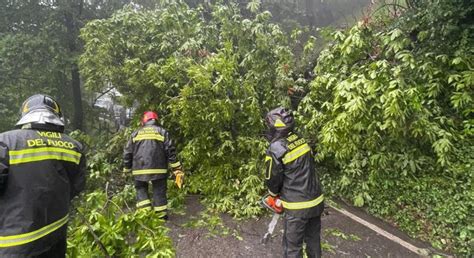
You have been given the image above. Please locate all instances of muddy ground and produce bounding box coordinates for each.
[166,195,433,257]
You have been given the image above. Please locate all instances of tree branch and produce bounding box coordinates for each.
[93,86,115,106]
[76,210,111,258]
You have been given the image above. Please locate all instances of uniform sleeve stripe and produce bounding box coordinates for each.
[265,156,272,180]
[132,169,167,175]
[281,195,324,210]
[282,144,311,164]
[9,147,81,157]
[0,215,68,247]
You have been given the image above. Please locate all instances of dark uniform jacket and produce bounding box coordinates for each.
[265,131,324,218]
[123,122,181,181]
[0,126,86,257]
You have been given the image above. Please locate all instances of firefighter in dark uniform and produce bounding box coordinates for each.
[123,111,183,219]
[263,107,324,258]
[0,94,86,257]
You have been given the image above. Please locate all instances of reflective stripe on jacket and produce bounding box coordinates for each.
[123,122,181,181]
[0,128,86,256]
[265,132,324,218]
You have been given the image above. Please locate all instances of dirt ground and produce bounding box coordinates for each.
[166,195,431,258]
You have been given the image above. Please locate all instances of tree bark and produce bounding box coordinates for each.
[71,64,83,130]
[305,0,315,27]
[64,1,84,130]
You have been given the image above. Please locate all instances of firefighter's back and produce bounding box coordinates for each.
[0,128,84,256]
[277,132,324,218]
[129,124,170,181]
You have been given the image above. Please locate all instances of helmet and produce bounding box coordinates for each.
[142,111,158,125]
[264,107,294,141]
[16,94,64,127]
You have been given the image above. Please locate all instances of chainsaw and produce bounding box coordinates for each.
[260,194,283,244]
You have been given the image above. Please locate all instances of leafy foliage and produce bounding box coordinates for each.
[80,1,294,217]
[182,209,241,239]
[325,228,360,241]
[76,0,474,255]
[298,0,473,254]
[68,130,176,257]
[0,23,67,131]
[0,0,136,132]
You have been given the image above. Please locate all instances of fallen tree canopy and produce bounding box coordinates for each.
[75,0,473,256]
[298,0,473,254]
[80,2,295,218]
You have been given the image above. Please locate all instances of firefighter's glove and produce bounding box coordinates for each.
[173,170,184,189]
[263,195,283,214]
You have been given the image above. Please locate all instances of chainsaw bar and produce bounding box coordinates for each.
[261,213,280,244]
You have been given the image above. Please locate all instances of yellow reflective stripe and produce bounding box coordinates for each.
[136,200,151,208]
[10,155,80,165]
[170,161,181,168]
[9,147,82,165]
[132,134,164,142]
[265,156,272,180]
[132,169,167,175]
[123,168,132,173]
[9,147,80,157]
[0,215,68,248]
[154,205,167,212]
[282,144,311,164]
[281,195,324,210]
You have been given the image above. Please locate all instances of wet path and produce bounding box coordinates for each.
[166,196,438,257]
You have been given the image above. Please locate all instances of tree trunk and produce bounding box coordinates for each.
[64,1,83,130]
[71,64,83,130]
[305,0,315,27]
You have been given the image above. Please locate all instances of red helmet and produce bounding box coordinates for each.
[142,111,158,124]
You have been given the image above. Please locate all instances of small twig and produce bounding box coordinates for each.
[123,199,132,211]
[136,220,157,237]
[76,210,111,258]
[371,3,407,17]
[109,199,127,215]
[100,182,111,213]
[92,86,115,106]
[105,182,109,202]
[108,198,158,237]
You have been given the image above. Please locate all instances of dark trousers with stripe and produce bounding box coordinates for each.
[134,179,167,217]
[283,215,321,258]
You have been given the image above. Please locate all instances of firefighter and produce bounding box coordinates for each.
[263,107,324,258]
[0,94,86,257]
[123,111,183,219]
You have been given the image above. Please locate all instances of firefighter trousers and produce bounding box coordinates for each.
[134,179,167,217]
[34,235,66,258]
[283,215,321,258]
